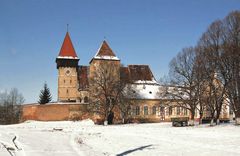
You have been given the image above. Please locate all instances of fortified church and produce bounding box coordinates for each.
[55,32,163,123]
[22,32,230,123]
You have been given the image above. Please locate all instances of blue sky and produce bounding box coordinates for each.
[0,0,239,103]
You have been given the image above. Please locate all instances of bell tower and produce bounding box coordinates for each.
[56,32,79,102]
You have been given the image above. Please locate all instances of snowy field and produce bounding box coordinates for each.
[0,120,240,156]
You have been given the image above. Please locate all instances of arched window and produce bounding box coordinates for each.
[84,96,88,103]
[152,106,156,115]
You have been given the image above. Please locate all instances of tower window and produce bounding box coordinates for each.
[84,96,89,103]
[70,80,72,84]
[64,80,65,83]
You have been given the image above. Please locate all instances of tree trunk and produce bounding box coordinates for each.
[210,119,215,126]
[235,111,240,125]
[122,118,125,124]
[235,117,240,125]
[199,112,203,125]
[189,112,195,126]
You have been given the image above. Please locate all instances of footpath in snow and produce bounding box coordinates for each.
[0,120,240,156]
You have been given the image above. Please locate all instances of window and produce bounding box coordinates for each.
[84,96,88,103]
[152,106,156,115]
[160,106,165,114]
[78,98,82,103]
[66,89,69,94]
[70,80,72,84]
[183,108,188,115]
[144,106,148,115]
[136,106,140,115]
[169,106,172,115]
[177,107,180,115]
[127,106,131,115]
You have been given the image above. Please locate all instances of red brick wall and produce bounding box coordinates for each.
[21,104,89,121]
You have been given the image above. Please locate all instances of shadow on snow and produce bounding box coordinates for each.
[116,144,153,156]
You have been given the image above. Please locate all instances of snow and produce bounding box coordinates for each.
[1,120,240,156]
[130,84,161,99]
[57,56,79,59]
[93,55,120,61]
[134,79,158,84]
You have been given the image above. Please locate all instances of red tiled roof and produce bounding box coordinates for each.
[120,67,131,83]
[58,32,78,58]
[120,65,155,82]
[96,40,116,57]
[128,65,154,81]
[77,65,156,89]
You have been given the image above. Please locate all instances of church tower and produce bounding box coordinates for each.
[89,40,121,87]
[56,32,79,102]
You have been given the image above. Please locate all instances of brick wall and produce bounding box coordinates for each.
[21,103,89,121]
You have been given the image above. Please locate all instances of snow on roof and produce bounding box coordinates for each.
[93,55,120,61]
[134,79,158,84]
[163,86,190,100]
[128,83,161,100]
[57,56,79,59]
[126,83,190,100]
[92,40,120,61]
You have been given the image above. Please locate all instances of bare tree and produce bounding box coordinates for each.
[220,11,240,124]
[88,63,130,124]
[0,88,25,124]
[196,20,226,125]
[193,54,208,124]
[167,47,199,125]
[118,84,135,124]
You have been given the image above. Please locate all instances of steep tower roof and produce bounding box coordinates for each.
[90,40,120,63]
[96,40,116,57]
[57,32,78,59]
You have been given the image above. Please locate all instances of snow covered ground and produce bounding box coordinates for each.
[0,120,240,156]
